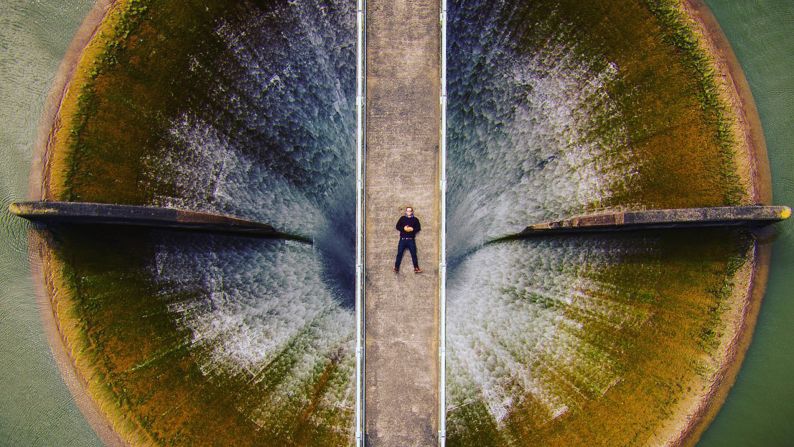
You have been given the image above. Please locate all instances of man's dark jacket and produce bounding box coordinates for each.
[395,215,421,239]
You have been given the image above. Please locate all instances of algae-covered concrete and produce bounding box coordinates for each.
[519,206,791,236]
[365,0,441,445]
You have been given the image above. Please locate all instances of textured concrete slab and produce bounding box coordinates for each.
[365,0,440,445]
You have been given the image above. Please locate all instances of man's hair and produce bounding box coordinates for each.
[405,206,414,212]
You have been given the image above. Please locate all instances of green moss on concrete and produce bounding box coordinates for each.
[448,229,753,446]
[50,0,239,204]
[497,0,747,210]
[48,226,353,446]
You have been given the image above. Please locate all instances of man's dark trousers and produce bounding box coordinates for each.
[395,238,419,270]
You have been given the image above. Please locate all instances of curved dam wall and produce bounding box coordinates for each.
[24,0,775,446]
[444,0,773,446]
[34,0,359,445]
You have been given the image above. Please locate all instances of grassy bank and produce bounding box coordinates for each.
[46,226,353,446]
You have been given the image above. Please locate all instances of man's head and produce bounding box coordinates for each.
[405,207,414,217]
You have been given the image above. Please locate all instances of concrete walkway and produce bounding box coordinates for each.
[364,0,440,445]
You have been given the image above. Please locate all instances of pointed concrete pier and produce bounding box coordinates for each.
[365,0,440,445]
[8,201,304,240]
[516,206,791,236]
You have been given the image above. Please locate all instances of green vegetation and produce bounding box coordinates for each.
[645,0,745,203]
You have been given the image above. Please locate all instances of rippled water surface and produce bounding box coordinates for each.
[699,1,794,445]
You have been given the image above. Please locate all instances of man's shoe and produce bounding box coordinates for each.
[393,267,399,273]
[414,267,423,273]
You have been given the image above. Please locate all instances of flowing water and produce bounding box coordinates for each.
[0,0,793,446]
[698,1,794,445]
[39,1,357,444]
[2,0,357,444]
[445,1,632,258]
[445,0,787,445]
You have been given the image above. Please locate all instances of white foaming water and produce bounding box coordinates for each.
[151,234,355,429]
[141,0,355,239]
[447,3,637,259]
[137,0,356,435]
[446,238,653,427]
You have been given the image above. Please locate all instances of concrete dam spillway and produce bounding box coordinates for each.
[17,0,788,446]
